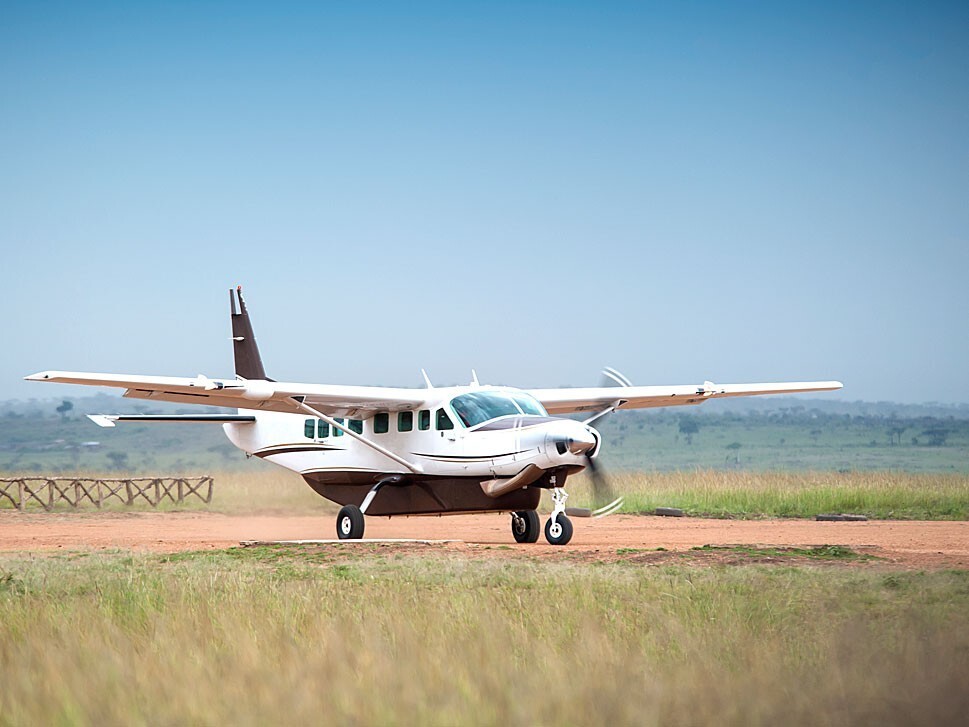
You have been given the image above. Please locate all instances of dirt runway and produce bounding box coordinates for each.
[1,510,967,568]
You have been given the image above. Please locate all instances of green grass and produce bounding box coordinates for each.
[690,544,873,560]
[1,549,968,725]
[597,409,969,473]
[567,470,969,520]
[3,469,968,521]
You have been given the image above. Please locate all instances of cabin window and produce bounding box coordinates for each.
[418,409,430,431]
[317,420,329,438]
[333,418,345,436]
[373,412,389,434]
[512,394,547,417]
[349,419,363,435]
[436,408,454,431]
[398,411,413,432]
[449,391,549,427]
[304,419,315,438]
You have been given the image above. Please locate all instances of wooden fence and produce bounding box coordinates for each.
[0,477,214,511]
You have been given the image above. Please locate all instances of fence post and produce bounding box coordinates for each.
[18,479,24,512]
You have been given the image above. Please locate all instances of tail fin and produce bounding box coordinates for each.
[229,286,270,381]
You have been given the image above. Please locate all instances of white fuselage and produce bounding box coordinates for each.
[221,385,598,482]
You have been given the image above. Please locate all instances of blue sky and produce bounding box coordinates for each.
[2,1,967,403]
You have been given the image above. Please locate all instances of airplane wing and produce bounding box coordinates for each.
[526,380,843,415]
[24,371,427,418]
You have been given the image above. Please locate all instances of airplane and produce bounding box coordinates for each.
[25,287,842,545]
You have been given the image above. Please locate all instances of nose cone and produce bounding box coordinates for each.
[566,430,597,455]
[546,420,599,457]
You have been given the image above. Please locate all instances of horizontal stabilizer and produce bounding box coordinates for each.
[87,414,257,428]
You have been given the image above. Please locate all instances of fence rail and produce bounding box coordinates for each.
[0,477,214,511]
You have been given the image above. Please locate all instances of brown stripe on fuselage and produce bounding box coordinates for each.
[253,444,345,458]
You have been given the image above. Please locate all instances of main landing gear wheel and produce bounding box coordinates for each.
[511,510,541,544]
[544,513,573,545]
[336,504,365,540]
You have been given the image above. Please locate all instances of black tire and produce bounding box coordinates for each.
[654,507,685,517]
[336,504,365,539]
[512,510,541,543]
[544,513,573,545]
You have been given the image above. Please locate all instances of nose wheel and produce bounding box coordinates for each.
[544,487,574,545]
[511,510,541,543]
[545,513,573,545]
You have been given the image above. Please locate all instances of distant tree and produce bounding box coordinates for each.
[106,451,128,470]
[678,418,700,445]
[921,428,949,447]
[55,400,73,420]
[725,441,742,464]
[887,425,906,446]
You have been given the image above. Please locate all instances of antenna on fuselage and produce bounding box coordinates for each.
[421,369,434,389]
[470,369,479,387]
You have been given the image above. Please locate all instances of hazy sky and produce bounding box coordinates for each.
[2,2,967,404]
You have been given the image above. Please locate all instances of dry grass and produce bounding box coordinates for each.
[4,469,968,520]
[194,468,329,514]
[566,469,969,519]
[1,550,967,726]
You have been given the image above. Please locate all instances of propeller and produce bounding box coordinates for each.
[572,366,630,518]
[583,450,624,518]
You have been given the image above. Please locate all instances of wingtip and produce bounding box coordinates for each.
[24,371,52,382]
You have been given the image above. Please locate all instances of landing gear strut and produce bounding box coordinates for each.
[544,487,573,545]
[336,475,402,540]
[511,510,541,543]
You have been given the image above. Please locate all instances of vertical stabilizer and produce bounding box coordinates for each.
[230,286,270,380]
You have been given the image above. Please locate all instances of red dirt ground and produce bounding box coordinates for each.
[1,511,967,569]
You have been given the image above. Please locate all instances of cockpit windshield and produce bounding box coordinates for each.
[450,391,549,428]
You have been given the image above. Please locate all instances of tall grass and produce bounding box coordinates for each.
[568,470,969,519]
[3,469,968,519]
[0,550,967,725]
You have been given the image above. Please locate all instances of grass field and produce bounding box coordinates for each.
[1,548,967,725]
[4,469,968,521]
[4,402,966,725]
[568,470,969,520]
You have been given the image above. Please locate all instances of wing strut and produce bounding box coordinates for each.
[289,398,424,474]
